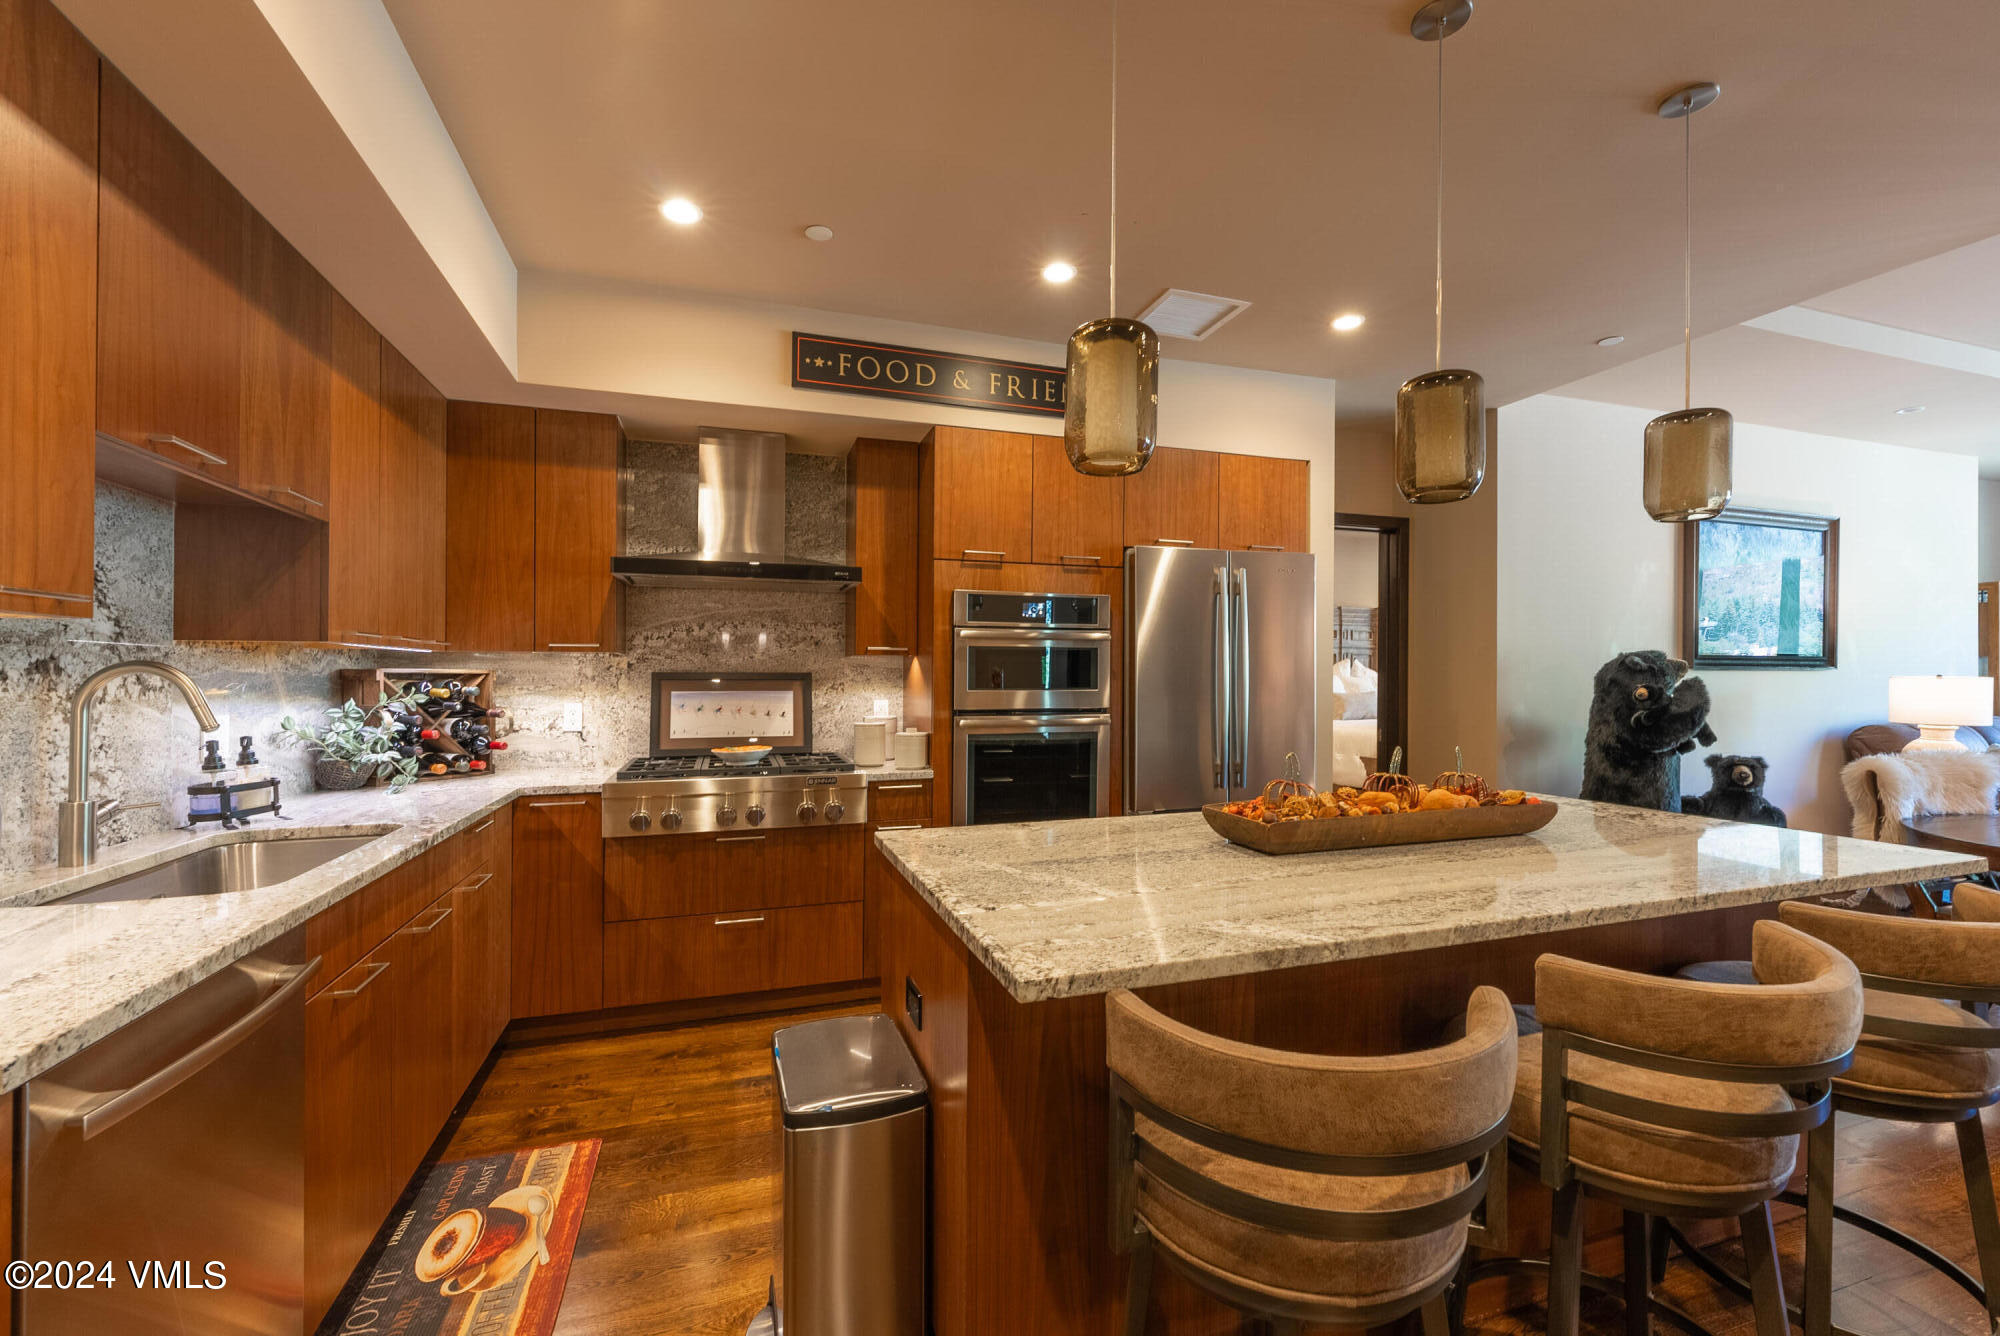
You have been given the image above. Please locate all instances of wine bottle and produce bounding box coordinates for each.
[447,753,472,774]
[468,758,488,772]
[421,756,449,776]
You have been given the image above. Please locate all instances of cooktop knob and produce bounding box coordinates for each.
[747,803,766,827]
[663,808,683,830]
[823,798,846,822]
[627,808,653,832]
[796,800,818,823]
[717,804,737,827]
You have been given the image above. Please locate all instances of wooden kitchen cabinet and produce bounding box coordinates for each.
[1030,434,1125,566]
[325,294,385,643]
[924,426,1034,564]
[604,826,864,922]
[445,401,537,651]
[305,949,402,1329]
[603,901,863,1007]
[381,340,447,646]
[0,0,97,620]
[450,850,511,1088]
[97,64,243,487]
[512,795,604,1017]
[391,894,460,1169]
[1123,445,1220,550]
[848,438,920,654]
[236,208,331,518]
[1218,453,1310,553]
[864,779,932,978]
[534,409,623,652]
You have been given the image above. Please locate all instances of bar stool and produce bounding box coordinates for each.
[1668,892,2000,1336]
[1104,985,1517,1334]
[1475,921,1861,1336]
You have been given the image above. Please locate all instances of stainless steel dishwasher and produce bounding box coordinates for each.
[18,926,318,1335]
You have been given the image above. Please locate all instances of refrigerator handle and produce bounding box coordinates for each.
[1212,568,1228,788]
[1234,566,1251,788]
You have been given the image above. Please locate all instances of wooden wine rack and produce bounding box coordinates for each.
[334,668,503,783]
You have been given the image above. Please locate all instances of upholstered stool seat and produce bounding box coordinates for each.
[1511,1032,1800,1202]
[1843,992,2000,1103]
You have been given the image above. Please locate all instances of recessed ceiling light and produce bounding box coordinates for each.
[659,197,702,225]
[1595,334,1625,347]
[1042,261,1078,284]
[1330,313,1366,333]
[804,225,834,242]
[1895,404,1927,415]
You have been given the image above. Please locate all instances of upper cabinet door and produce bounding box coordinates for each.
[0,0,97,618]
[534,409,622,652]
[379,341,446,646]
[1123,445,1219,551]
[1030,435,1125,567]
[446,401,537,653]
[326,294,383,643]
[238,210,331,518]
[98,65,242,486]
[1218,454,1311,553]
[929,426,1033,563]
[848,438,919,655]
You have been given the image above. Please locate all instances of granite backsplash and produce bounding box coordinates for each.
[0,447,903,880]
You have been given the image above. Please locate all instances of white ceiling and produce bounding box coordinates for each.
[1555,235,2000,475]
[379,0,2000,422]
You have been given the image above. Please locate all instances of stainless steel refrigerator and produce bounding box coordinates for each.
[1125,544,1317,812]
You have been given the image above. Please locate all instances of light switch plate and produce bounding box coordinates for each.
[561,701,584,733]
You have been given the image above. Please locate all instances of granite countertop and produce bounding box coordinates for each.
[875,800,1988,1004]
[0,769,607,1094]
[857,763,933,782]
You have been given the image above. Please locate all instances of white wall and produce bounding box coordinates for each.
[1981,478,2000,583]
[1496,395,1978,835]
[1333,530,1380,607]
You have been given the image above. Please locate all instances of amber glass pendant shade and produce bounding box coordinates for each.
[1643,406,1732,521]
[1063,315,1159,476]
[1394,368,1485,503]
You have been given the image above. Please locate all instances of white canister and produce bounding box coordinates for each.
[893,729,930,770]
[852,720,890,767]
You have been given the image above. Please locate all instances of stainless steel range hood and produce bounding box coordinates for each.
[613,428,861,590]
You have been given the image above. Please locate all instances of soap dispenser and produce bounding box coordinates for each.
[234,735,264,784]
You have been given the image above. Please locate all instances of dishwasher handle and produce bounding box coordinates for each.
[72,955,321,1141]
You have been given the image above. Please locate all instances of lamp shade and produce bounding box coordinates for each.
[1063,316,1159,477]
[1643,407,1732,522]
[1394,368,1486,503]
[1888,675,1995,729]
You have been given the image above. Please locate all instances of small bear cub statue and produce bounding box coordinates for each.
[1682,755,1788,828]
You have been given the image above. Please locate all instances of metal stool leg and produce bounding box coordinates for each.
[1549,1181,1585,1336]
[1803,1113,1836,1336]
[1624,1212,1653,1336]
[1955,1115,2000,1334]
[1419,1294,1451,1336]
[1738,1203,1790,1336]
[1123,1229,1153,1336]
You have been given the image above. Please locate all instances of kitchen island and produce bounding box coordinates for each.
[872,802,1984,1336]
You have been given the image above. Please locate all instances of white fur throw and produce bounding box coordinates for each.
[1841,751,2000,842]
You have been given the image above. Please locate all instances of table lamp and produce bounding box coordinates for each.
[1888,675,1995,752]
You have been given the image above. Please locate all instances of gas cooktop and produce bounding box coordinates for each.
[613,751,856,781]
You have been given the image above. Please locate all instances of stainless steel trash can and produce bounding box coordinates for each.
[772,1013,928,1336]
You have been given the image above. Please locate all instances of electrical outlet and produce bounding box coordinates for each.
[872,698,892,718]
[561,701,584,733]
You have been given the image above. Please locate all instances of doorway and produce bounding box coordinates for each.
[1332,514,1410,785]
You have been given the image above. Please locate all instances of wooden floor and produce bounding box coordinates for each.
[439,1002,2000,1336]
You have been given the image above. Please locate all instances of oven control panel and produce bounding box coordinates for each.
[602,773,868,837]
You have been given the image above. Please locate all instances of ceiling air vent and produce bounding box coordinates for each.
[1135,289,1252,341]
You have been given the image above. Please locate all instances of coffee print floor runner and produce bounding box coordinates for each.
[323,1140,600,1336]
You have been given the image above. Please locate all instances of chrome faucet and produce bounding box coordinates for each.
[58,661,220,867]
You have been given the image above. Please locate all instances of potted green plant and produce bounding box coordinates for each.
[278,691,425,793]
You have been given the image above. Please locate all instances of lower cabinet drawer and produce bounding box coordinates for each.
[602,900,863,1007]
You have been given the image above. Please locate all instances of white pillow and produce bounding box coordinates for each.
[1328,670,1378,721]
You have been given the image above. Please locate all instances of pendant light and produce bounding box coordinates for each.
[1644,82,1731,522]
[1395,0,1485,505]
[1063,0,1159,477]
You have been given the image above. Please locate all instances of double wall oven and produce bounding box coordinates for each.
[951,591,1112,825]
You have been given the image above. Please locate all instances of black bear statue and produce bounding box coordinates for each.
[1682,755,1788,828]
[1579,651,1718,812]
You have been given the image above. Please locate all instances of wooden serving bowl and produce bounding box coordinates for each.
[1201,799,1558,854]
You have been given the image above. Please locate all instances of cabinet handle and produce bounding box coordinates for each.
[545,642,600,649]
[865,646,912,654]
[327,960,391,999]
[473,818,495,833]
[877,783,926,791]
[260,484,325,509]
[403,904,454,934]
[1060,554,1103,564]
[456,871,494,892]
[1247,544,1285,551]
[960,549,1006,560]
[0,583,92,604]
[411,638,451,647]
[714,916,766,926]
[527,799,588,808]
[876,823,925,832]
[716,834,766,844]
[1155,538,1195,547]
[146,433,228,466]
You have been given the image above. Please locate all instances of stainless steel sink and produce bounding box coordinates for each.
[56,835,381,904]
